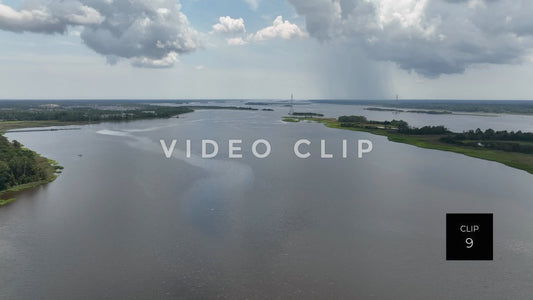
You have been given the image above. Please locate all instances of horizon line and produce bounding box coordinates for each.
[1,98,533,102]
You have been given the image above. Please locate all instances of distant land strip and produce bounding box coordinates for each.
[283,115,533,175]
[313,100,533,115]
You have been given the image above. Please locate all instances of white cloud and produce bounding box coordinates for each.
[0,0,199,68]
[289,0,533,76]
[243,0,260,11]
[227,37,247,46]
[212,16,246,34]
[251,16,307,41]
[56,2,105,25]
[0,1,104,33]
[212,15,305,45]
[130,52,179,69]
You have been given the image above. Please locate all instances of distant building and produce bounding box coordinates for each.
[39,104,61,109]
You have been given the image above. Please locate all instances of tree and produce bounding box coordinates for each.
[0,161,12,190]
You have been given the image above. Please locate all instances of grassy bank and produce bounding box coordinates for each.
[0,120,91,133]
[0,160,60,206]
[284,116,533,174]
[0,198,16,206]
[0,175,58,193]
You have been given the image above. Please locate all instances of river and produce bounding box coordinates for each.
[1,102,533,299]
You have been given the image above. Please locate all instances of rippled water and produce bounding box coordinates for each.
[1,104,533,299]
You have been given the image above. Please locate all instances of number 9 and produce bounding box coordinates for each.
[466,238,474,249]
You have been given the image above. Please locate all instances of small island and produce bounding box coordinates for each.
[365,107,404,112]
[283,115,533,174]
[365,107,453,114]
[406,110,453,115]
[291,112,324,117]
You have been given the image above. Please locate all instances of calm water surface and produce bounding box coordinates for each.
[1,105,533,299]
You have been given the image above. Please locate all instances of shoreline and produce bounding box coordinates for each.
[0,120,153,206]
[0,121,87,206]
[0,157,61,206]
[284,116,533,175]
[0,106,253,206]
[0,120,94,134]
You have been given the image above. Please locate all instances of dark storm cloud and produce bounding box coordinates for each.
[0,0,199,68]
[289,0,533,77]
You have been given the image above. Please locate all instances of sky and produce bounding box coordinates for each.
[1,0,533,100]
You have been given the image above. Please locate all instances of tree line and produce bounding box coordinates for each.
[339,115,448,134]
[440,128,533,154]
[0,136,54,191]
[0,106,194,122]
[338,115,533,153]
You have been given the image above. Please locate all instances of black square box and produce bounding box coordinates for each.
[446,213,493,260]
